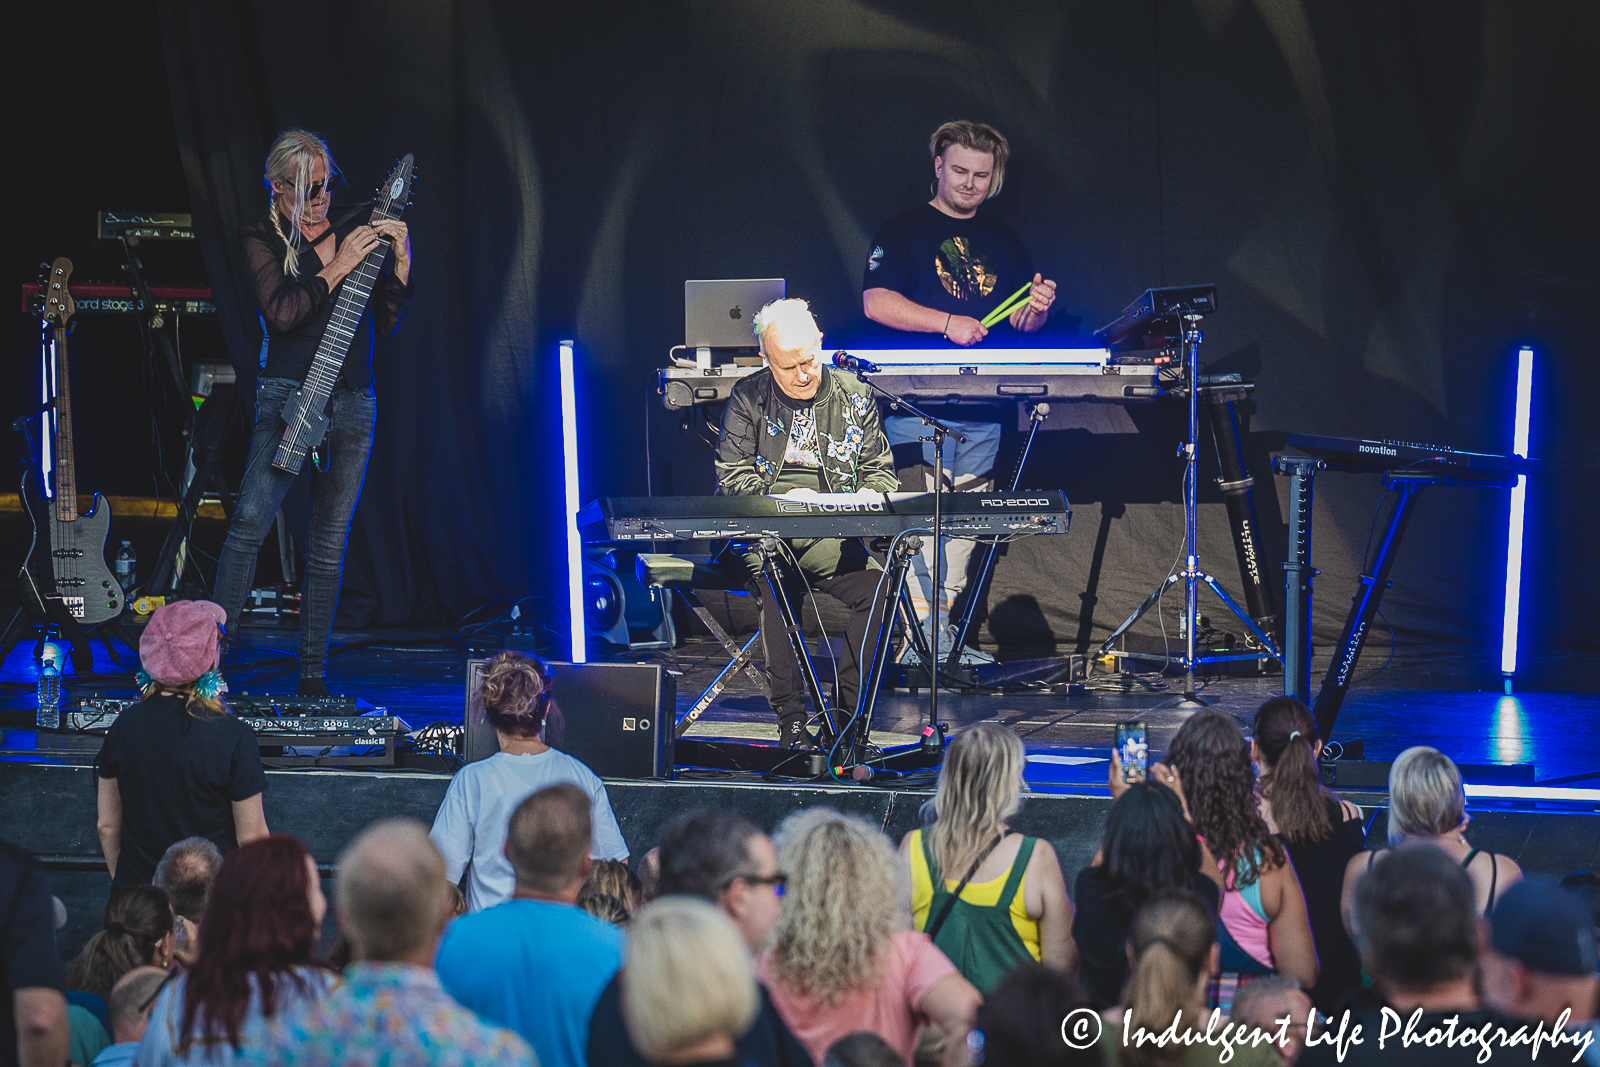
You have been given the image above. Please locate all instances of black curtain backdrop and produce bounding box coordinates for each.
[156,0,1599,679]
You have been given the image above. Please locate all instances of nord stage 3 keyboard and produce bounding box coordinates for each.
[20,283,216,317]
[1286,434,1540,477]
[580,491,1071,541]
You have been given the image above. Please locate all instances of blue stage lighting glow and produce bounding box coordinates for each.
[560,340,586,663]
[1491,695,1528,765]
[1500,346,1533,686]
[1466,783,1600,804]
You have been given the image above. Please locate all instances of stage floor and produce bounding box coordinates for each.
[3,622,1597,788]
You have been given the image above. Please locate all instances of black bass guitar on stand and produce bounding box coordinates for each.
[18,258,124,627]
[271,154,415,474]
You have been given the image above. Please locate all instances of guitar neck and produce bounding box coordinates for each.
[299,204,400,399]
[51,324,76,522]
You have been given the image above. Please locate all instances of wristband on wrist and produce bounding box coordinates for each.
[943,313,952,338]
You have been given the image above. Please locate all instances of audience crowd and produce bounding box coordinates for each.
[4,607,1596,1067]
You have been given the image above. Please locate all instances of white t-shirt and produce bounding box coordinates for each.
[429,748,629,911]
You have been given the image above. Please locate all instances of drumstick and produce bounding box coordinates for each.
[979,283,1033,328]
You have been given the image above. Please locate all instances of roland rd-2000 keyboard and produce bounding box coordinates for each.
[580,491,1071,541]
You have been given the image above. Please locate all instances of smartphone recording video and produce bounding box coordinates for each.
[1116,720,1148,782]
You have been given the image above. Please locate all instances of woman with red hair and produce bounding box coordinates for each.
[137,835,336,1065]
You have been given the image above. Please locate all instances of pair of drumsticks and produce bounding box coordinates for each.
[979,281,1035,328]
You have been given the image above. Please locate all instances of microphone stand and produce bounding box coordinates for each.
[833,354,965,750]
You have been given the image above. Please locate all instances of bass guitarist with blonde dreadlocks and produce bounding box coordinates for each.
[213,127,413,695]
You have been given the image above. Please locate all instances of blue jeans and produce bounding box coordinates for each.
[883,416,1001,637]
[213,376,375,678]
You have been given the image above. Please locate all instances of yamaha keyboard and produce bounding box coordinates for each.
[580,491,1071,541]
[660,349,1161,410]
[1286,434,1540,477]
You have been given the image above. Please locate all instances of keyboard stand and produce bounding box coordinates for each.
[1274,454,1323,705]
[1310,468,1516,739]
[748,537,840,746]
[630,554,773,740]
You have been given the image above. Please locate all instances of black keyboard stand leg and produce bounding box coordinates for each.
[754,538,837,744]
[1274,455,1321,704]
[1312,478,1423,739]
[1207,395,1277,636]
[839,535,918,764]
[897,585,933,671]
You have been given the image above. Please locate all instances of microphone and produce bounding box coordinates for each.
[848,764,908,783]
[832,351,881,374]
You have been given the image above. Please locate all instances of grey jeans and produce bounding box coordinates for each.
[212,376,375,678]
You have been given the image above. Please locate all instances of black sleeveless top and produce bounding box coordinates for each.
[1280,797,1366,1014]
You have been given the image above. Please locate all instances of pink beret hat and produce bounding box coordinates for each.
[139,600,227,686]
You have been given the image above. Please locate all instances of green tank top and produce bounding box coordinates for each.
[919,832,1038,994]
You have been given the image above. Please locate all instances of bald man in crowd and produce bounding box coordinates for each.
[91,966,168,1067]
[154,837,222,967]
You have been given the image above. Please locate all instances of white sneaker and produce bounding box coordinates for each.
[902,624,996,666]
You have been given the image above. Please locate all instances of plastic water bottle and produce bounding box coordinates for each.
[37,644,61,729]
[115,541,137,592]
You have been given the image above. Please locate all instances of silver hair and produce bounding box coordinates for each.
[263,128,340,276]
[751,298,821,357]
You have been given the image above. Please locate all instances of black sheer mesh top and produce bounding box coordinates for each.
[237,204,414,390]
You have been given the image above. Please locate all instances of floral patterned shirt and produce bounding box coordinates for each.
[244,962,536,1067]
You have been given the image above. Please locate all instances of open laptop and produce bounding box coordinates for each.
[685,279,786,348]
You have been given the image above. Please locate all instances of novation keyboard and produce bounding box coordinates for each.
[1286,434,1540,476]
[580,491,1071,541]
[660,349,1159,410]
[20,283,216,317]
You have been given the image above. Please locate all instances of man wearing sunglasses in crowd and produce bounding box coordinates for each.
[588,808,813,1067]
[215,127,413,695]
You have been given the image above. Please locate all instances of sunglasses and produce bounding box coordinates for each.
[304,174,342,199]
[278,173,342,200]
[724,871,788,897]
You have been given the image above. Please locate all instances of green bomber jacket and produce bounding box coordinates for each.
[714,366,900,496]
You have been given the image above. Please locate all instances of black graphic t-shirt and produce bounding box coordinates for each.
[773,381,824,492]
[863,204,1035,327]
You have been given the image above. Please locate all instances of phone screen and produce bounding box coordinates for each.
[1116,720,1148,782]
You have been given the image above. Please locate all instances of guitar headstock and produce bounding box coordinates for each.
[44,258,75,327]
[374,153,416,219]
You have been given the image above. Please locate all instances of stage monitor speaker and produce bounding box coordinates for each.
[464,659,675,778]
